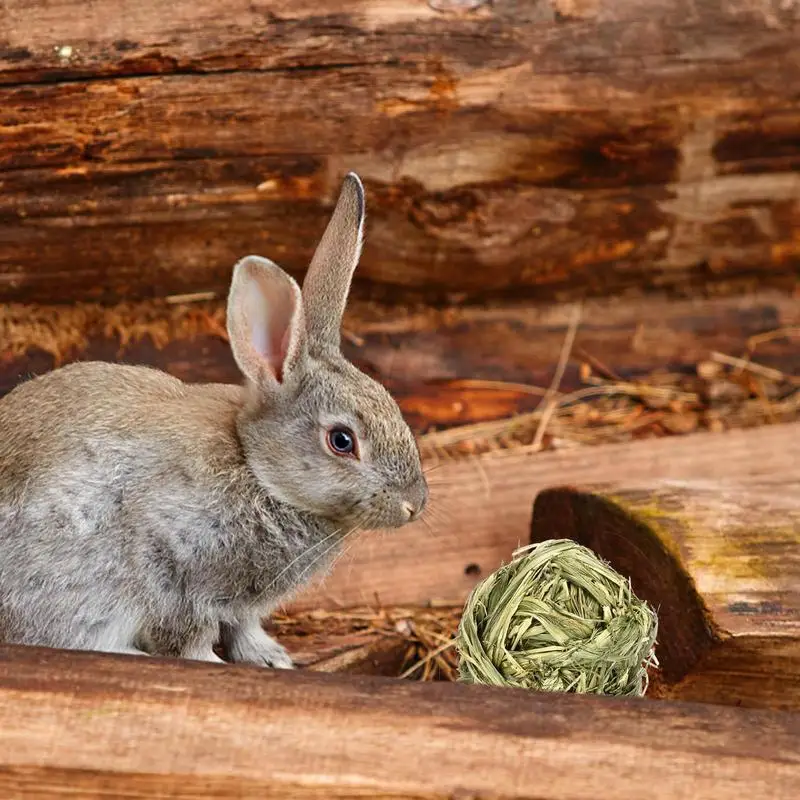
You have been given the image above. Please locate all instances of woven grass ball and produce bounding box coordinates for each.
[456,539,658,697]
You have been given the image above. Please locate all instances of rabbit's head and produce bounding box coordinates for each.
[227,173,428,532]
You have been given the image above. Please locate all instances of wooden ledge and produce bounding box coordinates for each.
[293,422,800,611]
[0,645,799,799]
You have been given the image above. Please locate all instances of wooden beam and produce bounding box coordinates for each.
[530,481,800,710]
[1,1,799,304]
[289,422,800,611]
[1,290,797,433]
[0,645,798,798]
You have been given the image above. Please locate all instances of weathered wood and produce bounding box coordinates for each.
[303,635,407,676]
[530,481,800,710]
[0,645,799,799]
[289,422,800,611]
[1,290,797,432]
[1,0,799,303]
[283,629,407,676]
[664,636,800,711]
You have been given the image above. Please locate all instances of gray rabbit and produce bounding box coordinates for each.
[0,173,427,667]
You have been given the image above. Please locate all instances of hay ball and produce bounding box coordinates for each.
[456,539,658,697]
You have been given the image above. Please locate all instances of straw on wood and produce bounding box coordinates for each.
[456,539,658,696]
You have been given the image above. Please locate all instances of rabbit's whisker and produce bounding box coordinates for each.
[415,504,458,545]
[292,519,364,589]
[418,514,438,538]
[422,502,451,523]
[423,481,460,492]
[263,524,347,595]
[327,527,363,577]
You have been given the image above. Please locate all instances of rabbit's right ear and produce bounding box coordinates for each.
[302,173,365,352]
[227,255,307,389]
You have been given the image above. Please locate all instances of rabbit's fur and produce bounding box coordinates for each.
[0,173,427,667]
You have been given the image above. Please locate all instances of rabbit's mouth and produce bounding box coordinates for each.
[342,488,428,532]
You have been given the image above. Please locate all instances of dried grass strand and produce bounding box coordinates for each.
[530,302,582,451]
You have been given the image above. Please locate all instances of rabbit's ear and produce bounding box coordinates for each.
[227,255,307,387]
[302,172,365,351]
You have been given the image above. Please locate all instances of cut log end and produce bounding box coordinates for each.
[530,481,800,709]
[530,486,723,683]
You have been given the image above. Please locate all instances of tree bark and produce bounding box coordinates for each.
[0,644,798,799]
[1,0,799,304]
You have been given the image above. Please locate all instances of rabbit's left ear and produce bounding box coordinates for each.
[301,173,365,352]
[227,255,307,389]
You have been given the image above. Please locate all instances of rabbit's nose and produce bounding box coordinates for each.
[402,483,428,522]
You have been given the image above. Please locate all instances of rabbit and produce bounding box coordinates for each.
[0,172,428,668]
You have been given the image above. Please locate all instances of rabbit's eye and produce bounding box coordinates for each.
[326,427,358,457]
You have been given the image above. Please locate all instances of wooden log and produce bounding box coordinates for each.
[530,481,800,710]
[0,645,799,799]
[1,0,799,304]
[289,422,800,611]
[1,290,797,433]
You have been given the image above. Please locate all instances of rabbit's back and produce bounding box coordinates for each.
[0,362,252,649]
[0,361,229,514]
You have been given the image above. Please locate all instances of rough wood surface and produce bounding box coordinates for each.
[267,617,408,676]
[2,290,797,432]
[289,422,800,611]
[1,0,799,304]
[0,645,799,799]
[531,481,800,710]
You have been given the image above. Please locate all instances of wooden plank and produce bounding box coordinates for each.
[530,481,800,710]
[0,645,798,799]
[1,1,799,303]
[2,290,797,433]
[662,636,800,711]
[289,422,800,611]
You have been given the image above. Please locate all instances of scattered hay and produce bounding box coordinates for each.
[271,605,462,681]
[0,299,227,364]
[418,349,800,462]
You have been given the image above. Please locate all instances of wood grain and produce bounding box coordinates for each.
[0,644,799,799]
[1,0,799,303]
[2,290,797,432]
[664,636,800,711]
[289,422,800,611]
[531,481,800,709]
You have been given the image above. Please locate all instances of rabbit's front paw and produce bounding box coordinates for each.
[226,620,294,669]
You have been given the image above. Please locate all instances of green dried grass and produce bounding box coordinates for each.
[456,539,658,696]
